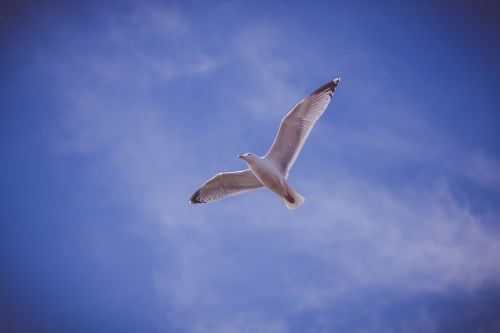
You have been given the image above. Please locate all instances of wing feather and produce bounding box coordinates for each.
[265,79,340,176]
[189,169,263,204]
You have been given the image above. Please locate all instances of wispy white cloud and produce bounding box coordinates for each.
[461,150,500,188]
[231,24,306,120]
[47,6,217,88]
[290,179,500,302]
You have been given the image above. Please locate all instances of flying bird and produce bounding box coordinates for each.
[189,78,340,209]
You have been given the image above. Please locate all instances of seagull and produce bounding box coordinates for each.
[189,78,340,209]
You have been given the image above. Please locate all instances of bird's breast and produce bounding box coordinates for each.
[249,159,285,192]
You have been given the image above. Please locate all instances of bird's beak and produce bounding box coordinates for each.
[333,77,341,85]
[238,154,243,159]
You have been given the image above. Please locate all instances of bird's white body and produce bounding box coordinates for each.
[189,78,340,209]
[241,155,305,209]
[241,155,285,195]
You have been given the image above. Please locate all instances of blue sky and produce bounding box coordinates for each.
[1,0,500,332]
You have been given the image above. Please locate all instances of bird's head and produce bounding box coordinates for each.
[238,153,257,162]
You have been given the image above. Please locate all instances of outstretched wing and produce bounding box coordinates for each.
[189,169,264,204]
[265,78,340,176]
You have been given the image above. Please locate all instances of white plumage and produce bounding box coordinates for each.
[189,78,340,209]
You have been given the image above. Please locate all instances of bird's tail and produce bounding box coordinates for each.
[282,186,305,210]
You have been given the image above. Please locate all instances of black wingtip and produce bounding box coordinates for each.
[330,78,341,92]
[312,78,341,97]
[189,190,205,204]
